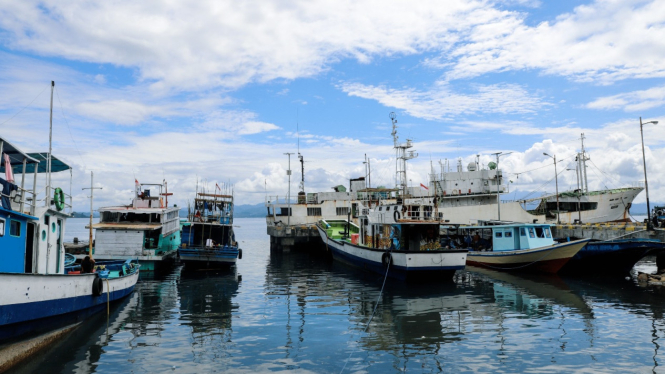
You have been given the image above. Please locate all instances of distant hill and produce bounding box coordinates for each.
[234,203,266,218]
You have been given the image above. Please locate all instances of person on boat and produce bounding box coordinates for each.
[81,256,95,273]
[471,233,481,250]
[195,210,202,221]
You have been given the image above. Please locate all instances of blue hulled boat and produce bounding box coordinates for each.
[178,188,241,269]
[560,238,665,274]
[0,134,139,342]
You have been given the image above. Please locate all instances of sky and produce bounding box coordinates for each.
[1,0,664,211]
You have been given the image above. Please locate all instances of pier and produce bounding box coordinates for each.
[551,222,659,241]
[267,224,322,252]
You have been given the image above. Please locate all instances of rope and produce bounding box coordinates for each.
[339,250,392,374]
[106,279,110,317]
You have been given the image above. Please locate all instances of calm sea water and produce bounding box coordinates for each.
[10,218,665,373]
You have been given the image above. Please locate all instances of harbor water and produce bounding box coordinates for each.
[9,218,665,373]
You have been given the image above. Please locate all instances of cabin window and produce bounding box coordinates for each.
[505,231,512,238]
[379,207,383,211]
[520,228,526,236]
[528,227,535,238]
[385,206,391,211]
[0,218,4,237]
[307,208,322,216]
[10,220,21,237]
[545,228,552,238]
[336,207,349,216]
[495,231,503,238]
[535,227,546,238]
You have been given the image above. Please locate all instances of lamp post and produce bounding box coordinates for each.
[544,153,560,224]
[640,117,659,230]
[491,152,512,221]
[284,152,293,226]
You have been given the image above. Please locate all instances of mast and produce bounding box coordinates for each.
[82,171,102,259]
[390,112,417,198]
[580,133,589,193]
[46,81,54,207]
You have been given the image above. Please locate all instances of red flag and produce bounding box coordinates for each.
[135,179,139,184]
[4,154,14,183]
[420,183,429,190]
[216,183,221,191]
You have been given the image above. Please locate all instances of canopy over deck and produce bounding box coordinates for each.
[0,137,71,173]
[0,137,39,167]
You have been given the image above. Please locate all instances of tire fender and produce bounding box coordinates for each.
[381,252,392,267]
[92,276,104,296]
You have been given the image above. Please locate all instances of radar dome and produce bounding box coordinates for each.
[467,162,477,171]
[488,161,497,170]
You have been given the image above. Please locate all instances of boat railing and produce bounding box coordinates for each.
[265,195,295,205]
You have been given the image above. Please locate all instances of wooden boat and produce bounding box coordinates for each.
[456,223,589,273]
[80,180,181,272]
[178,187,241,269]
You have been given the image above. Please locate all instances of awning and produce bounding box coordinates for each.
[0,138,72,174]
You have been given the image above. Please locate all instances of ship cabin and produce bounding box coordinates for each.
[93,182,180,257]
[444,223,555,252]
[181,192,235,249]
[0,137,73,275]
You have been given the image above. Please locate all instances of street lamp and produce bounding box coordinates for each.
[491,151,512,221]
[640,117,659,230]
[284,152,293,226]
[544,152,560,224]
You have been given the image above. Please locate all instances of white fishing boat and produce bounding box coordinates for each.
[0,82,139,342]
[316,113,467,281]
[80,180,181,272]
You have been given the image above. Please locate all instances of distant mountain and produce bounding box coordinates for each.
[234,203,266,218]
[176,203,265,218]
[71,211,100,218]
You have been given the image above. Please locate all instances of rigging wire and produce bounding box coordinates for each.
[55,86,86,170]
[0,85,49,126]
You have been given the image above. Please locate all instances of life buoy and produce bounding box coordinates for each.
[54,187,65,211]
[381,252,392,267]
[92,276,103,296]
[393,210,401,221]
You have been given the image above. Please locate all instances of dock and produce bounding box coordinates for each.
[267,224,322,252]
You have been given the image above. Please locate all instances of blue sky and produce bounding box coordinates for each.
[0,0,664,209]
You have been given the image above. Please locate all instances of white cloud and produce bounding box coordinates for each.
[0,0,510,91]
[339,81,550,120]
[444,0,665,84]
[586,85,665,112]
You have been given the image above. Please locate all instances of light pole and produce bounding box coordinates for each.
[544,153,560,224]
[284,152,293,226]
[491,152,512,221]
[640,117,659,229]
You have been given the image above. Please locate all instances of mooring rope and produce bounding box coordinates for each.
[339,251,391,374]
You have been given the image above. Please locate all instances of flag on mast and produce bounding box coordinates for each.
[420,183,428,190]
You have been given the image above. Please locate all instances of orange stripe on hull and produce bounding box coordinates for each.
[466,257,572,274]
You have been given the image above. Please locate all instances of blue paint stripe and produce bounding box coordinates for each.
[0,286,135,326]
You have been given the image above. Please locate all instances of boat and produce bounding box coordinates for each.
[316,114,467,281]
[451,223,590,273]
[559,238,665,275]
[423,134,643,224]
[0,82,139,342]
[77,180,181,272]
[178,187,241,269]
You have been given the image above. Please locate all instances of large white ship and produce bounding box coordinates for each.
[423,134,643,224]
